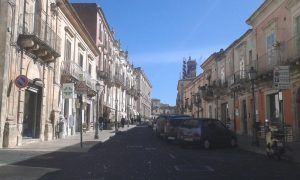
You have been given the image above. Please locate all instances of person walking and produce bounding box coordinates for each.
[98,116,104,131]
[121,117,125,128]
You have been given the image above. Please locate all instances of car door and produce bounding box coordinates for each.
[205,119,226,147]
[213,120,230,146]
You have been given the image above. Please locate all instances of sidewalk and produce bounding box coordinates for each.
[237,134,300,163]
[0,125,136,166]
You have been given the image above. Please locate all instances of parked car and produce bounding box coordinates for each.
[155,114,191,142]
[177,118,237,149]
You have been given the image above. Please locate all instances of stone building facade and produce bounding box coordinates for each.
[177,0,300,142]
[0,0,152,148]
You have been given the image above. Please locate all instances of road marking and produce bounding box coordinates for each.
[174,164,215,173]
[205,165,215,172]
[127,145,142,148]
[169,153,176,159]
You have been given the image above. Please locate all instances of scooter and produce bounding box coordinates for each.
[265,125,285,160]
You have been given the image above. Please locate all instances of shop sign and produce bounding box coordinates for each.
[62,83,74,99]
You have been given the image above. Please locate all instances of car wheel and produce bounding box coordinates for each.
[230,138,237,148]
[203,139,211,150]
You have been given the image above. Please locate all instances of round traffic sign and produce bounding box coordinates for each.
[15,75,29,88]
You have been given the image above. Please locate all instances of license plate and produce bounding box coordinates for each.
[168,137,175,140]
[184,138,193,142]
[277,142,283,147]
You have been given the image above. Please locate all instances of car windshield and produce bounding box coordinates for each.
[184,119,201,128]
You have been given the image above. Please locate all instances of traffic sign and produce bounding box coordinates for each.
[76,81,87,94]
[15,75,29,88]
[273,66,289,90]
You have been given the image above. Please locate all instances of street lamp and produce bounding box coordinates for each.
[248,66,259,146]
[95,82,104,139]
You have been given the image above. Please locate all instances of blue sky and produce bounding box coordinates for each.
[71,0,264,106]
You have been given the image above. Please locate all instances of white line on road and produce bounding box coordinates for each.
[169,153,176,159]
[127,145,143,148]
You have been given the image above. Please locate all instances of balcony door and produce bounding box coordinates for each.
[296,88,300,140]
[242,100,248,134]
[295,16,300,57]
[34,0,43,37]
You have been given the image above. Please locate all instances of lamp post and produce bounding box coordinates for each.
[248,66,259,146]
[95,82,104,139]
[196,92,201,118]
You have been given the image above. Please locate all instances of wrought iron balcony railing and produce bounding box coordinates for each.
[61,61,83,82]
[17,12,61,62]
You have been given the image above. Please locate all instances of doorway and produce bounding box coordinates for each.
[296,88,300,140]
[242,100,248,134]
[22,87,42,139]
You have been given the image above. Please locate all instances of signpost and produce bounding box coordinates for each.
[75,80,87,148]
[15,75,29,88]
[273,66,290,90]
[273,66,289,143]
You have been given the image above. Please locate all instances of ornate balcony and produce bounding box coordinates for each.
[114,74,124,87]
[106,73,114,87]
[84,73,97,97]
[229,70,250,92]
[17,12,61,63]
[200,85,214,101]
[97,68,109,81]
[61,61,83,83]
[125,80,131,91]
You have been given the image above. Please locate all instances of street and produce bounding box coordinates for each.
[1,125,300,180]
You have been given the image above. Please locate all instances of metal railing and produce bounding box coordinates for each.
[283,34,300,64]
[18,12,61,54]
[61,61,83,81]
[84,72,96,91]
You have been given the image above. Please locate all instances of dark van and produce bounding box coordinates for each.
[155,114,191,142]
[177,118,237,149]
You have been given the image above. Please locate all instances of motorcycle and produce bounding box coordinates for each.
[265,124,285,160]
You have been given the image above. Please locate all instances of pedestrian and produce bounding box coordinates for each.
[98,116,104,131]
[121,117,125,128]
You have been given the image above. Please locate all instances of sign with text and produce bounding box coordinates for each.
[62,83,74,99]
[273,66,290,90]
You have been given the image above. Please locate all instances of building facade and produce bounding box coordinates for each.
[135,67,152,120]
[0,1,152,148]
[177,0,300,142]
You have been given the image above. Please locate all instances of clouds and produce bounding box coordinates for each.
[129,47,223,66]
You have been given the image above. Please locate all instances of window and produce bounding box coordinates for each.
[221,66,225,84]
[65,39,71,61]
[239,56,245,79]
[99,22,102,41]
[295,16,300,55]
[88,63,92,75]
[249,50,253,62]
[79,53,83,67]
[267,93,281,123]
[266,32,276,64]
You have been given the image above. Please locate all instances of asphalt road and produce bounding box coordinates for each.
[2,125,300,180]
